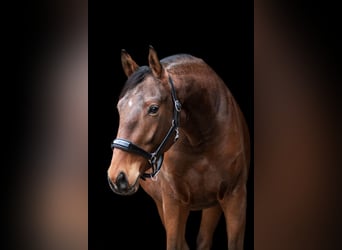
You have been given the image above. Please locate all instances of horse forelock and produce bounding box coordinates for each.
[119,66,151,99]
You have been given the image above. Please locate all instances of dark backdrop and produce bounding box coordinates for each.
[89,3,253,249]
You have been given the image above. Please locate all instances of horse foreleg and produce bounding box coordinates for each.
[163,198,190,250]
[220,184,247,250]
[196,204,222,250]
[154,200,165,227]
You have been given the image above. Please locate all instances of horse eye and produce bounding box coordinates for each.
[148,105,159,115]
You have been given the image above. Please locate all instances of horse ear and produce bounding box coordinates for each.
[148,45,164,79]
[121,49,139,78]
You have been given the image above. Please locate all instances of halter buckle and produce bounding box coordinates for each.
[175,100,182,112]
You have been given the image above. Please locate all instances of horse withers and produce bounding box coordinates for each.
[107,46,250,250]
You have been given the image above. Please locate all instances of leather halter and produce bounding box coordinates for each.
[111,76,181,179]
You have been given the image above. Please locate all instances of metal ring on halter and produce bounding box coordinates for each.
[149,154,157,168]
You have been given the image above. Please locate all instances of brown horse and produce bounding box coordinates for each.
[107,46,250,250]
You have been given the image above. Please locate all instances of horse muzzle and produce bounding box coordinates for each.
[107,172,139,196]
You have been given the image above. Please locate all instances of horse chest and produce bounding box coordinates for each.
[159,158,223,208]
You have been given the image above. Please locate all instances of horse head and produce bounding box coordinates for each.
[107,46,180,195]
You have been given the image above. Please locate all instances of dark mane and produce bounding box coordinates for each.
[119,54,203,99]
[119,66,151,99]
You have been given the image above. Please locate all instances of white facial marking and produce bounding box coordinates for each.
[128,99,133,107]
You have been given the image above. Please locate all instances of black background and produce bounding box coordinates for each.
[5,2,342,250]
[89,2,253,249]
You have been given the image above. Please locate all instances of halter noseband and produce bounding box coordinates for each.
[111,76,181,179]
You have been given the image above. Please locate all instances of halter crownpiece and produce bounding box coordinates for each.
[111,76,181,179]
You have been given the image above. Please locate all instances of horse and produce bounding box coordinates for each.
[107,46,250,250]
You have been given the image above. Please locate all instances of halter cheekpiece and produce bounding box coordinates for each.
[111,76,181,179]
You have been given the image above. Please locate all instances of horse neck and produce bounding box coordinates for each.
[169,68,233,147]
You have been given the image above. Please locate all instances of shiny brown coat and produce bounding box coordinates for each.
[108,47,250,250]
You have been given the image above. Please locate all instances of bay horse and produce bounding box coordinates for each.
[107,46,250,250]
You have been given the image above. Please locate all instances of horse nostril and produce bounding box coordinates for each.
[116,172,128,191]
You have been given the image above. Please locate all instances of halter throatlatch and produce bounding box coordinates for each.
[111,76,181,179]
